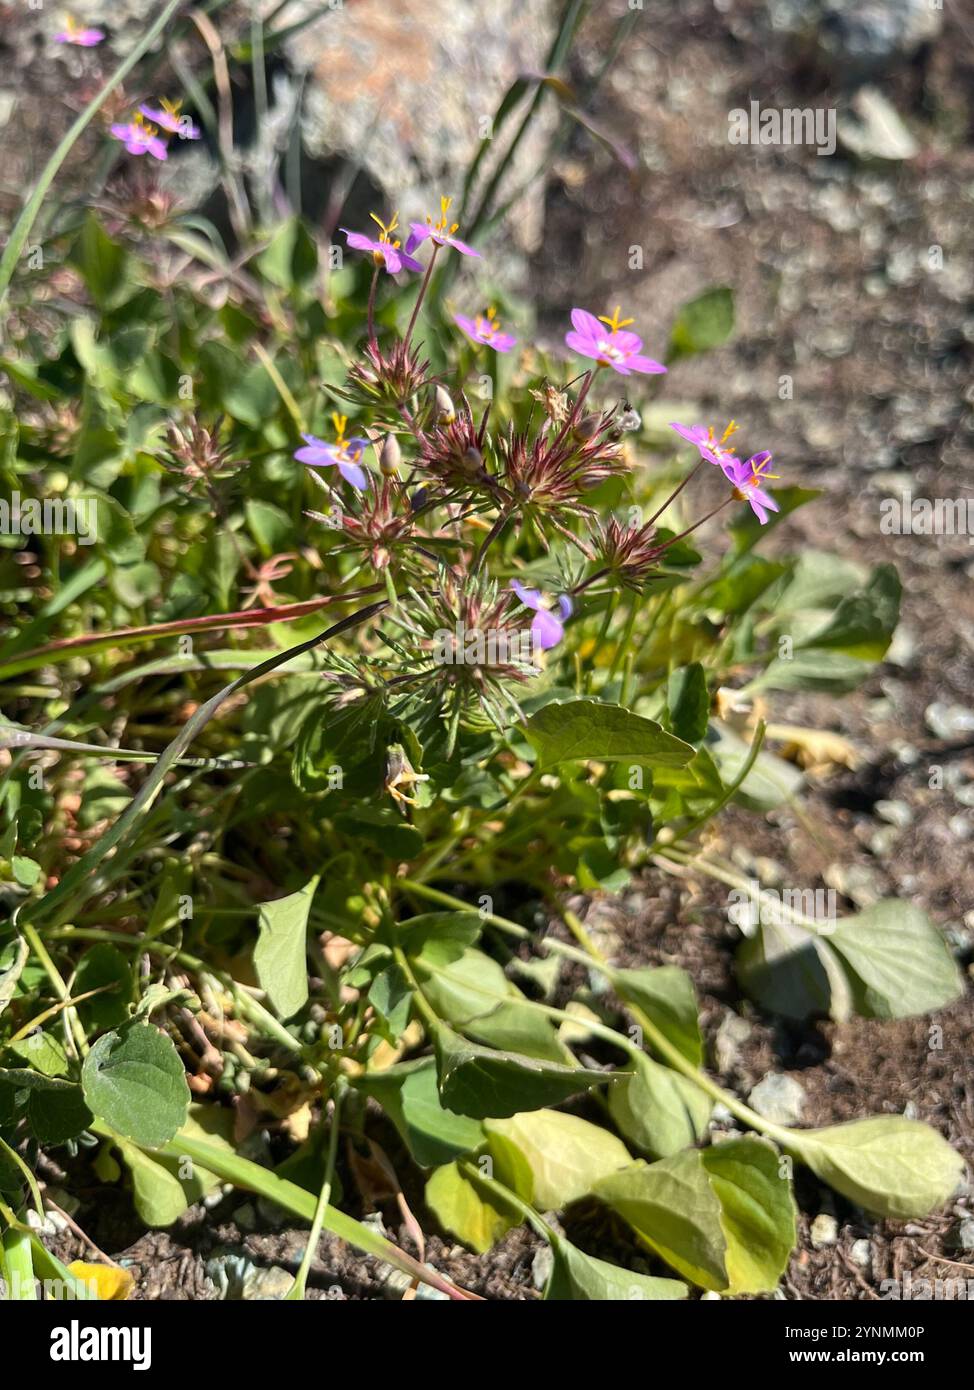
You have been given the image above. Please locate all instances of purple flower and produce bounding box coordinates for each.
[565,307,666,377]
[454,307,517,354]
[405,197,480,259]
[669,419,741,467]
[139,100,201,140]
[109,115,168,161]
[510,580,572,650]
[55,18,104,45]
[294,414,371,491]
[721,452,780,525]
[340,212,422,275]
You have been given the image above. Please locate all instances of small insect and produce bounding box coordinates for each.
[384,743,430,813]
[617,400,642,433]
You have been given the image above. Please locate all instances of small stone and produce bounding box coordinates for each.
[925,702,974,740]
[715,1013,753,1073]
[532,1246,554,1291]
[748,1073,806,1126]
[869,825,900,858]
[948,815,971,842]
[234,1202,257,1232]
[850,1239,873,1270]
[875,799,913,828]
[810,1213,839,1248]
[825,861,884,908]
[903,1101,919,1121]
[838,88,918,163]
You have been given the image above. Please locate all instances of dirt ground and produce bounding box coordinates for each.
[14,1,974,1298]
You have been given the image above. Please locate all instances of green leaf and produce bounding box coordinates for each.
[607,1053,711,1159]
[0,937,29,1018]
[117,1140,188,1227]
[81,1023,190,1148]
[826,901,962,1020]
[368,961,412,1042]
[595,1153,728,1289]
[414,948,511,1026]
[256,217,319,289]
[7,1031,68,1078]
[525,700,694,770]
[701,1137,797,1293]
[667,286,734,361]
[74,943,132,1032]
[797,564,901,661]
[595,1137,795,1293]
[608,965,704,1065]
[253,876,318,1020]
[736,917,852,1021]
[485,1111,632,1210]
[745,649,878,696]
[791,1117,964,1219]
[70,213,131,310]
[433,1023,606,1120]
[425,1161,518,1253]
[545,1237,688,1301]
[398,912,484,966]
[357,1060,484,1168]
[666,664,709,744]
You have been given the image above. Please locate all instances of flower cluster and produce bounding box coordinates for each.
[281,189,784,740]
[110,100,200,162]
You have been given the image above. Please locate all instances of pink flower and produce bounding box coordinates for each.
[721,452,780,525]
[139,101,200,140]
[55,18,104,45]
[109,115,168,161]
[405,196,480,258]
[454,306,516,354]
[669,419,741,467]
[294,414,371,491]
[510,580,572,650]
[340,212,422,275]
[565,307,666,377]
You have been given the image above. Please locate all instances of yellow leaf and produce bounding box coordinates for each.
[66,1262,134,1301]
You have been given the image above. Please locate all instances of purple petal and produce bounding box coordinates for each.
[344,231,379,254]
[510,579,541,611]
[557,594,574,621]
[295,446,336,466]
[405,224,431,255]
[570,308,603,339]
[625,354,667,375]
[490,333,517,353]
[564,331,600,360]
[669,422,709,446]
[613,330,643,353]
[445,236,481,258]
[532,608,564,650]
[338,460,369,491]
[745,451,773,471]
[454,314,478,338]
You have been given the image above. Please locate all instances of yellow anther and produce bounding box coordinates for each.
[369,211,401,244]
[161,98,184,119]
[598,305,635,334]
[721,420,739,443]
[331,412,349,444]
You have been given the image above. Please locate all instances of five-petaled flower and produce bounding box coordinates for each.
[139,99,201,140]
[109,113,169,161]
[295,414,371,491]
[510,580,572,650]
[565,307,666,377]
[340,212,423,275]
[721,452,780,525]
[669,419,742,468]
[454,306,516,353]
[406,197,480,258]
[55,16,104,45]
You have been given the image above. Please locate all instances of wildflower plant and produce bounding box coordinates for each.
[0,19,965,1306]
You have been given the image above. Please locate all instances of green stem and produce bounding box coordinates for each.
[458,1159,553,1243]
[1,1224,35,1300]
[287,1081,345,1300]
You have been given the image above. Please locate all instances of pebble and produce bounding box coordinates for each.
[875,799,914,828]
[532,1246,554,1291]
[925,702,974,740]
[748,1073,806,1126]
[810,1214,839,1248]
[850,1239,873,1270]
[715,1014,753,1073]
[954,1218,974,1253]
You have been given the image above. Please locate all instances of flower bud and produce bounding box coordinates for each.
[572,412,602,443]
[435,385,456,423]
[379,433,402,476]
[461,445,484,475]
